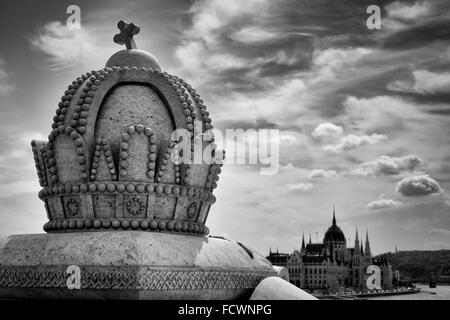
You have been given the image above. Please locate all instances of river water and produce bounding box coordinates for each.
[367,284,450,300]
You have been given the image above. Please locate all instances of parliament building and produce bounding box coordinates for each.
[267,208,393,293]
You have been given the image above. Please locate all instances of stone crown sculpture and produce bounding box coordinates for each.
[31,21,219,236]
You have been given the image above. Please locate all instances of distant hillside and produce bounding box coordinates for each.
[376,250,450,283]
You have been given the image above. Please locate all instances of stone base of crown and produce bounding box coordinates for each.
[0,231,276,300]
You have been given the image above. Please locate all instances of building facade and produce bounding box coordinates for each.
[267,208,393,293]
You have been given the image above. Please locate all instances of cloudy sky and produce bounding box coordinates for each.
[1,0,450,255]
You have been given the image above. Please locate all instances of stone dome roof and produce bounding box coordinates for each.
[324,224,346,242]
[105,49,161,70]
[324,208,346,242]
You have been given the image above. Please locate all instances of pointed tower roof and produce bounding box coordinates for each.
[365,228,371,256]
[309,233,312,245]
[360,243,364,255]
[301,232,305,249]
[355,227,359,243]
[332,205,336,225]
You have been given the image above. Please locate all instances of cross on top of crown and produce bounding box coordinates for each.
[113,20,140,50]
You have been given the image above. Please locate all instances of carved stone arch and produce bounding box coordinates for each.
[51,128,89,184]
[90,137,117,181]
[118,124,157,182]
[73,69,190,162]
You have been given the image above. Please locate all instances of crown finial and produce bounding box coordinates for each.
[113,20,140,49]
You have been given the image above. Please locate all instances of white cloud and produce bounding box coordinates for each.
[343,95,425,132]
[386,1,431,20]
[0,58,14,95]
[286,182,313,191]
[388,70,450,94]
[230,26,280,44]
[188,0,267,44]
[428,228,450,236]
[396,174,442,197]
[313,48,371,69]
[351,155,427,177]
[308,169,338,179]
[311,122,343,140]
[311,47,371,82]
[323,133,387,153]
[30,21,97,70]
[0,180,40,198]
[367,199,402,210]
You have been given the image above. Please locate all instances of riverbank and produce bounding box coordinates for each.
[315,287,420,300]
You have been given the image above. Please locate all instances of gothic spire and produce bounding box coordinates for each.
[309,233,312,245]
[365,229,371,256]
[301,232,305,249]
[332,205,336,225]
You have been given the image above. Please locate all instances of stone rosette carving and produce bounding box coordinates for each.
[65,198,80,216]
[125,196,145,216]
[187,202,198,219]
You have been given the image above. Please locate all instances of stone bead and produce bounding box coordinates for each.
[136,184,145,193]
[127,126,135,135]
[112,220,121,229]
[107,183,116,192]
[131,220,139,229]
[155,185,164,194]
[121,220,130,229]
[80,184,88,193]
[126,183,136,193]
[144,128,153,136]
[84,219,93,229]
[140,220,149,230]
[93,220,102,229]
[69,220,77,229]
[150,221,158,230]
[98,183,106,192]
[135,124,144,133]
[102,220,111,229]
[121,133,130,141]
[117,183,126,193]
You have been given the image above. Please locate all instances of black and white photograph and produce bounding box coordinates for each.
[0,0,449,309]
